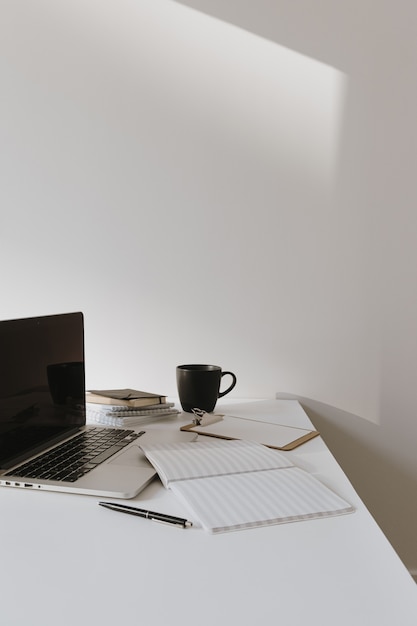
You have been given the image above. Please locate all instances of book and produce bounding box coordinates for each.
[139,438,354,533]
[86,402,179,427]
[86,388,166,408]
[86,402,176,416]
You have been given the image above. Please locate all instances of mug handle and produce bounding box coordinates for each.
[218,371,237,398]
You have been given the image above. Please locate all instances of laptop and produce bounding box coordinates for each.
[0,312,172,499]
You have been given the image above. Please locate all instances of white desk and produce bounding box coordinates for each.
[1,399,417,625]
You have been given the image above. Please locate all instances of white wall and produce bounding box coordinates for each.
[1,1,417,571]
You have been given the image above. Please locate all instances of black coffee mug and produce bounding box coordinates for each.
[176,364,237,413]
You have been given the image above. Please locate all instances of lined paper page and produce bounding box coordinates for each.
[170,467,354,533]
[140,439,293,487]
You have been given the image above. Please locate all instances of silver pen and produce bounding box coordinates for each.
[98,501,193,528]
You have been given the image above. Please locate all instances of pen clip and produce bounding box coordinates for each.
[151,518,191,528]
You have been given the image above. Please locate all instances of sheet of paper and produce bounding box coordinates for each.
[170,467,354,533]
[140,439,293,487]
[184,413,318,449]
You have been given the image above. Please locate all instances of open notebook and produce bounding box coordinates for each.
[140,439,354,533]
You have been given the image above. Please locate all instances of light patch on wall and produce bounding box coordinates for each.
[48,0,347,187]
[140,0,348,189]
[184,15,347,188]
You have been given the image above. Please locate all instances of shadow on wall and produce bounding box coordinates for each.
[276,392,417,573]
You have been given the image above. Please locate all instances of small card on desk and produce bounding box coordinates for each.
[180,413,319,450]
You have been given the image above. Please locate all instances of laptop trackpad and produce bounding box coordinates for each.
[109,445,151,468]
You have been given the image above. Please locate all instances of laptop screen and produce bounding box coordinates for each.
[0,312,86,468]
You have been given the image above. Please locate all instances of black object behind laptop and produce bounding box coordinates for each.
[0,312,157,498]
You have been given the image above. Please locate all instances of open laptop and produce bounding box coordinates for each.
[0,312,164,498]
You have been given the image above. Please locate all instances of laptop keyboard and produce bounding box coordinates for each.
[6,427,144,482]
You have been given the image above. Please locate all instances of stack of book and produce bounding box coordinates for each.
[85,388,179,427]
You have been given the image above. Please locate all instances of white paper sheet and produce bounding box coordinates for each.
[140,439,293,487]
[170,467,354,533]
[184,413,318,449]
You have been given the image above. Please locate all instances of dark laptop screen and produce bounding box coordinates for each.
[0,312,86,468]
